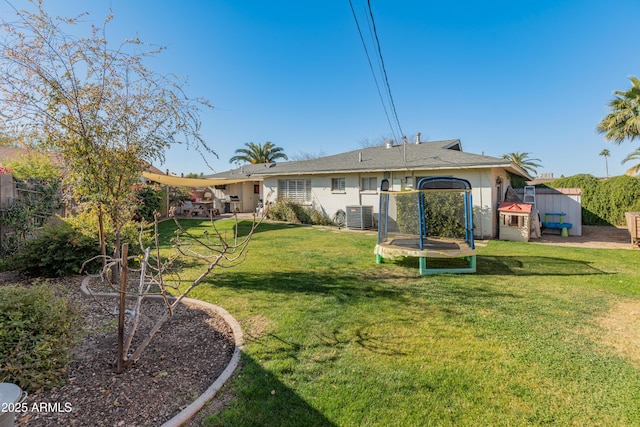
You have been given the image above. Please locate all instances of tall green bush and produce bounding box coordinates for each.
[594,176,640,224]
[395,191,466,237]
[396,192,420,234]
[424,192,466,237]
[0,284,79,391]
[546,174,640,225]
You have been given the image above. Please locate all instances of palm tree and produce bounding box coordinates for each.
[502,152,542,176]
[599,148,611,178]
[597,76,640,143]
[622,148,640,176]
[229,141,288,164]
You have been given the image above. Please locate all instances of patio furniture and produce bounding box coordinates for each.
[182,200,193,216]
[543,212,572,237]
[625,212,640,246]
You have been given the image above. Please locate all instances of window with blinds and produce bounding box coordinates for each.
[278,179,312,203]
[361,177,378,191]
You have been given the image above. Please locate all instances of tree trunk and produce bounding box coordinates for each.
[98,209,107,270]
[116,243,128,374]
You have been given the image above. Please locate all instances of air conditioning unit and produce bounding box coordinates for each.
[346,205,374,229]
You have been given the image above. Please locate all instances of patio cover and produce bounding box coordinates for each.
[142,171,257,187]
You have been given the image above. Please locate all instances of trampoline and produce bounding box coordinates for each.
[375,176,476,274]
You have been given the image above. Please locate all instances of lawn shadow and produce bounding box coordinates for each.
[314,327,408,357]
[202,352,337,427]
[155,218,309,247]
[383,254,609,277]
[476,255,609,276]
[202,270,409,303]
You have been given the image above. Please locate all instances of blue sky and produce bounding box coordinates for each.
[3,1,640,178]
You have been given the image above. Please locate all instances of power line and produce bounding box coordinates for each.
[348,0,399,143]
[365,0,404,139]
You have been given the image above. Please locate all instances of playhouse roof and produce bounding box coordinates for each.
[498,202,533,213]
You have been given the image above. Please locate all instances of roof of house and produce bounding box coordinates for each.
[208,139,532,180]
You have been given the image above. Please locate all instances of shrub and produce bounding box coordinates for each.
[268,199,332,225]
[0,284,79,392]
[396,191,466,237]
[594,176,640,225]
[8,221,102,277]
[0,178,63,254]
[64,210,151,256]
[134,185,165,222]
[308,208,334,226]
[546,174,640,225]
[3,153,61,180]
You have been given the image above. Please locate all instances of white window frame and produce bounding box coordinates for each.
[278,179,312,203]
[361,176,378,192]
[331,177,346,193]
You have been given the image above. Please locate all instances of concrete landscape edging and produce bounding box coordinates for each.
[79,276,244,426]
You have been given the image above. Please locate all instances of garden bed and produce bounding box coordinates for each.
[0,273,234,427]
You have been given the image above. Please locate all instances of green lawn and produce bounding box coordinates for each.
[159,219,640,426]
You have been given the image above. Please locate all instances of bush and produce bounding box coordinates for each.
[396,191,466,237]
[134,185,164,222]
[546,174,640,225]
[594,176,640,225]
[0,178,63,254]
[268,199,332,225]
[0,284,79,392]
[308,208,334,226]
[8,221,102,277]
[65,210,151,256]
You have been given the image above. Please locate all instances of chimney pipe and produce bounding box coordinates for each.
[385,139,392,148]
[358,152,362,162]
[416,132,421,144]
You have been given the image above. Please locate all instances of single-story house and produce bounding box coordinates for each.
[207,138,532,239]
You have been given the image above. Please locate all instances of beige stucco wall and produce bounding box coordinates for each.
[263,166,513,238]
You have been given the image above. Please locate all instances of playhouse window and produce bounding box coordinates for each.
[505,215,523,227]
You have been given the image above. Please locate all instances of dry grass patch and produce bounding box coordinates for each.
[596,300,640,366]
[242,314,272,339]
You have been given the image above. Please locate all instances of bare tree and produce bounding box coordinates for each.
[0,2,215,264]
[85,213,263,372]
[289,150,327,161]
[357,136,392,148]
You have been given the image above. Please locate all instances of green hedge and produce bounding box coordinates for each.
[8,221,102,277]
[0,284,79,392]
[546,174,640,225]
[396,191,466,237]
[267,199,333,225]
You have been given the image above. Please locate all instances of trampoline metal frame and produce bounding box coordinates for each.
[375,177,477,274]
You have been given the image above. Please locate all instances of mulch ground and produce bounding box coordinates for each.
[0,273,235,427]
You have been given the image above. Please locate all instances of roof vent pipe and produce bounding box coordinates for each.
[416,132,421,144]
